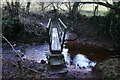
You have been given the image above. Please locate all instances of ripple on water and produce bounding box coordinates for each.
[73,54,96,71]
[62,48,96,71]
[23,43,96,71]
[23,43,50,63]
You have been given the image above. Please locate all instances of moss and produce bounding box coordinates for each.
[95,58,120,79]
[39,75,46,80]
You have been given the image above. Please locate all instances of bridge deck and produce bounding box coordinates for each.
[51,28,61,53]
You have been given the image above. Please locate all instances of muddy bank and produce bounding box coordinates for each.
[2,58,47,79]
[95,58,120,79]
[66,15,120,50]
[3,58,101,79]
[2,43,64,79]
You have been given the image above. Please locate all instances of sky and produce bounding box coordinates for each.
[1,0,119,2]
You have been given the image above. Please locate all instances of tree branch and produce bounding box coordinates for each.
[78,2,120,14]
[1,34,23,61]
[78,2,115,9]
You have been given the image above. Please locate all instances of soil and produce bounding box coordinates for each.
[95,58,120,79]
[67,20,116,50]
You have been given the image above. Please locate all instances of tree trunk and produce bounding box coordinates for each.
[6,1,13,18]
[78,2,120,14]
[68,2,72,12]
[52,3,56,10]
[69,2,79,20]
[41,3,44,12]
[26,2,31,14]
[93,4,99,17]
[14,2,20,20]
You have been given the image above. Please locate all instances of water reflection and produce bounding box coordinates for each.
[62,48,70,65]
[62,48,96,71]
[23,43,96,71]
[23,43,50,63]
[65,41,120,62]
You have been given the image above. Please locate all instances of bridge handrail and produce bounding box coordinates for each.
[58,18,67,51]
[58,18,67,29]
[46,18,52,28]
[46,18,52,51]
[46,18,67,53]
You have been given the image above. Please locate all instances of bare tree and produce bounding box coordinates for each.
[93,4,99,17]
[78,1,120,14]
[38,3,52,13]
[41,2,45,12]
[5,0,20,22]
[69,2,80,20]
[26,1,31,14]
[51,3,56,10]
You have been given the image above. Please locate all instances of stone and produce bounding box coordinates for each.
[41,60,46,64]
[38,67,44,72]
[84,73,87,75]
[79,67,82,69]
[82,66,86,69]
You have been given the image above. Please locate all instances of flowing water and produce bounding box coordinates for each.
[64,41,120,72]
[23,43,50,63]
[23,40,119,72]
[3,39,120,78]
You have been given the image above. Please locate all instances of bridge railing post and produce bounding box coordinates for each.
[46,18,52,52]
[58,18,67,52]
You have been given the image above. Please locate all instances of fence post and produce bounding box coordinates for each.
[17,60,23,79]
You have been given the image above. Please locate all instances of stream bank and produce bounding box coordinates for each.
[95,58,120,79]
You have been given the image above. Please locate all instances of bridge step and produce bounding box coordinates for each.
[47,54,65,66]
[50,58,64,66]
[48,54,64,59]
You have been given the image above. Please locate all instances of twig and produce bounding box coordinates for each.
[10,60,40,73]
[0,34,23,61]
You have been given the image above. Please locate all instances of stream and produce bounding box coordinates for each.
[22,40,119,72]
[3,38,120,78]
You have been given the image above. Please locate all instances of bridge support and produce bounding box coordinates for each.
[47,54,67,74]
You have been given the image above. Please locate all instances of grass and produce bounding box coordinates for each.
[80,10,108,17]
[95,58,120,78]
